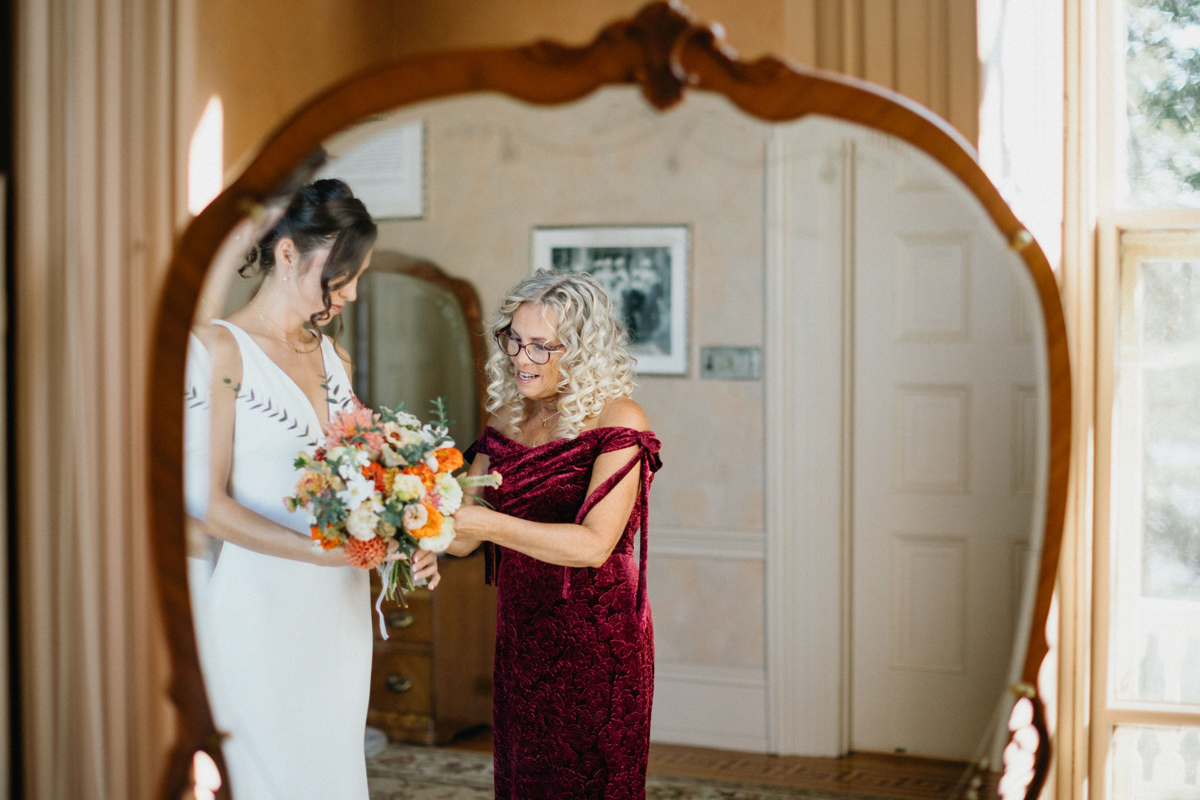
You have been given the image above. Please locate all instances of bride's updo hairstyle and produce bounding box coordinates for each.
[486,270,636,438]
[241,178,377,332]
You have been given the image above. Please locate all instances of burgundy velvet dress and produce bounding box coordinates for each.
[466,425,662,799]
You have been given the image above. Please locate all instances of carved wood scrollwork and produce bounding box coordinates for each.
[521,1,725,110]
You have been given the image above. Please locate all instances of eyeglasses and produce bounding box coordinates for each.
[494,331,564,365]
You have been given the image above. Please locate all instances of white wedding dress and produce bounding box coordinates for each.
[206,320,372,800]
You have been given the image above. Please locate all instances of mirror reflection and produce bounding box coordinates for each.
[184,87,1049,799]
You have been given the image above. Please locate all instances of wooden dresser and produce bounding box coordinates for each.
[367,549,496,745]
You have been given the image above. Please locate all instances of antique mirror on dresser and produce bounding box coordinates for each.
[151,4,1070,798]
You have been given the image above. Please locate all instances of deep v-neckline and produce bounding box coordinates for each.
[221,320,336,431]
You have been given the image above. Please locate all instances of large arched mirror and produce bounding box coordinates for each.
[152,4,1069,798]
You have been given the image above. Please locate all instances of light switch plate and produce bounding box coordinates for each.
[699,346,761,380]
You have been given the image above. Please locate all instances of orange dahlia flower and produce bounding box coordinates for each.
[382,467,399,497]
[402,463,436,489]
[310,527,339,551]
[361,462,387,494]
[435,447,464,474]
[410,503,444,539]
[344,536,387,569]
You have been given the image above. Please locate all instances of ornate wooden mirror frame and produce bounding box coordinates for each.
[149,3,1071,796]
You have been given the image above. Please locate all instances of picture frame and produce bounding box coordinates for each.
[317,118,425,220]
[532,225,689,375]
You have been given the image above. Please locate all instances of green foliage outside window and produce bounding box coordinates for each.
[1127,0,1200,206]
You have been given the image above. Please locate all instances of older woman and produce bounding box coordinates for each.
[450,270,662,799]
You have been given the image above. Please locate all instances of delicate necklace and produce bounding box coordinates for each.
[537,405,561,429]
[257,308,319,354]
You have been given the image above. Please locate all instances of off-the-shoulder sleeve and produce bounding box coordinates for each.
[593,428,663,471]
[566,427,662,613]
[463,427,493,464]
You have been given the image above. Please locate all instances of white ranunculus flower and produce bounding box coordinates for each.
[418,517,455,553]
[423,453,440,472]
[387,427,421,450]
[393,411,421,429]
[345,501,381,541]
[379,444,408,468]
[336,470,376,511]
[401,502,429,532]
[329,446,369,479]
[432,472,463,515]
[391,473,425,503]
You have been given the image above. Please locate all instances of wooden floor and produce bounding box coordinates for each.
[446,730,975,799]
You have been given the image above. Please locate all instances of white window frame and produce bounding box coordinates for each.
[1091,228,1200,798]
[1067,0,1200,798]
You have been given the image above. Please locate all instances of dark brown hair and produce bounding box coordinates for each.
[241,178,377,334]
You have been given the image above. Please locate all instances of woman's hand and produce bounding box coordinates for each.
[411,547,441,590]
[451,505,494,550]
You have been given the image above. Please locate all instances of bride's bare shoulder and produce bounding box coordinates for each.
[198,321,243,383]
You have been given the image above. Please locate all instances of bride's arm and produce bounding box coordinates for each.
[202,324,348,566]
[451,399,649,568]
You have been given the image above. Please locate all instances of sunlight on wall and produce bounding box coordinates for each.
[187,96,224,216]
[978,0,1064,269]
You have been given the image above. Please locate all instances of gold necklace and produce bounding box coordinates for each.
[537,405,561,428]
[257,308,320,354]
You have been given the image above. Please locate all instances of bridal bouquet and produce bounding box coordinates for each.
[285,398,501,615]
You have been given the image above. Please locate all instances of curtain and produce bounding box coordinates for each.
[14,0,178,796]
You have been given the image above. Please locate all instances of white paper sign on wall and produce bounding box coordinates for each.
[319,120,425,220]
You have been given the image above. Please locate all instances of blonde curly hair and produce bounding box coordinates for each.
[486,270,636,438]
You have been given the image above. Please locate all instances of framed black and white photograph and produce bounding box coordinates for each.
[532,225,688,375]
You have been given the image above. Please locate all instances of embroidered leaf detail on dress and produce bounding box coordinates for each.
[236,386,320,448]
[184,385,208,410]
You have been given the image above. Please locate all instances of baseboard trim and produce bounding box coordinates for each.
[651,662,768,753]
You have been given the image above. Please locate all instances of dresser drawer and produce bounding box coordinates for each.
[369,649,432,716]
[371,585,433,643]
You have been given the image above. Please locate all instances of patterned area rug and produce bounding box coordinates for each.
[367,744,904,800]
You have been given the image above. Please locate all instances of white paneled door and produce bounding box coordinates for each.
[849,141,1038,759]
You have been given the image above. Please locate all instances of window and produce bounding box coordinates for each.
[1101,232,1200,798]
[1123,0,1200,208]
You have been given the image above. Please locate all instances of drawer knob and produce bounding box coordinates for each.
[386,673,414,694]
[386,610,415,630]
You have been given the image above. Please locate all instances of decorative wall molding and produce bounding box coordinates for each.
[764,122,851,757]
[652,662,769,752]
[651,528,765,560]
[656,662,767,688]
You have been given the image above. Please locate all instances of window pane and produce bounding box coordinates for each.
[1110,724,1200,798]
[1125,0,1200,208]
[1112,257,1200,708]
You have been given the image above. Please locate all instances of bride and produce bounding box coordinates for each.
[197,179,441,799]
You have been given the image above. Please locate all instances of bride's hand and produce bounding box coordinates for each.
[312,545,349,568]
[410,547,441,590]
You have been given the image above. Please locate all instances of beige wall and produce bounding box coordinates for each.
[189,0,979,174]
[321,90,772,670]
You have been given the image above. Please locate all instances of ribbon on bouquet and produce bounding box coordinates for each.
[375,561,395,640]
